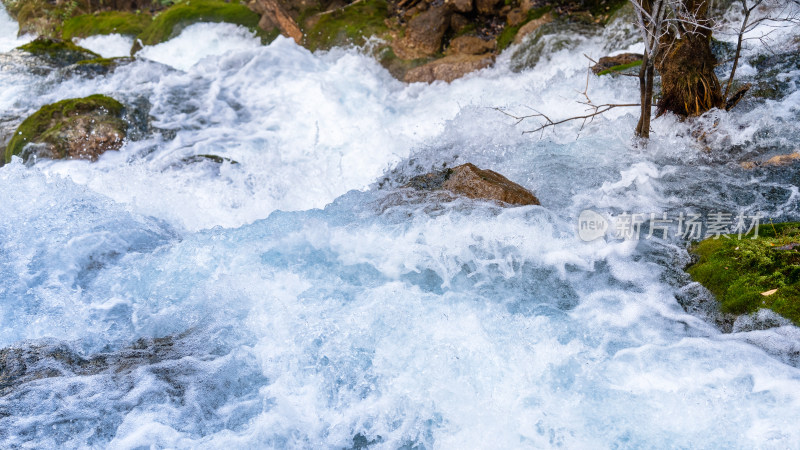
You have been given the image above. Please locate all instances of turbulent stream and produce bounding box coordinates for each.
[1,3,800,448]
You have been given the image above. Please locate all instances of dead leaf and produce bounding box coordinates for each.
[761,289,778,296]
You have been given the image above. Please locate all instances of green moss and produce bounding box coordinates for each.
[16,37,99,65]
[5,95,124,164]
[2,0,95,36]
[74,56,130,67]
[302,0,390,52]
[377,46,431,80]
[598,59,642,75]
[62,11,153,39]
[688,222,800,325]
[497,6,550,51]
[136,0,270,46]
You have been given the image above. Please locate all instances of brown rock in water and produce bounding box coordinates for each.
[407,163,539,206]
[512,13,552,45]
[393,4,451,59]
[403,53,494,83]
[475,0,502,15]
[740,152,800,169]
[446,35,496,55]
[590,53,643,74]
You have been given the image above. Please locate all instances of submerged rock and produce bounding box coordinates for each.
[64,56,135,78]
[0,336,180,397]
[406,163,539,206]
[748,51,800,100]
[740,152,800,169]
[15,37,99,67]
[4,95,127,165]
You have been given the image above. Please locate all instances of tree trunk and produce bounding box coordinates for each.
[636,51,654,138]
[655,0,724,117]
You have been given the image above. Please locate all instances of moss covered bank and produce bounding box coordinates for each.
[688,222,800,326]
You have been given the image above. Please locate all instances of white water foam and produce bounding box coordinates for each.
[75,33,135,58]
[0,3,32,52]
[1,4,799,448]
[137,22,264,71]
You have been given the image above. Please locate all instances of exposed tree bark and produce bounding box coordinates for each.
[654,0,724,117]
[636,51,655,138]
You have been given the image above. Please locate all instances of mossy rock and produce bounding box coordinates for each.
[2,0,93,37]
[496,6,551,52]
[62,11,153,39]
[135,0,270,46]
[376,46,431,80]
[302,0,390,52]
[16,37,99,66]
[5,95,127,165]
[597,59,641,76]
[688,222,800,326]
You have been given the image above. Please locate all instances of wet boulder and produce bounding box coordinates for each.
[4,95,127,165]
[403,53,494,83]
[406,163,540,206]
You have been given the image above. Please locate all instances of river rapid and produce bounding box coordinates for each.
[1,3,800,448]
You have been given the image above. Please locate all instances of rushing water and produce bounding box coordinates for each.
[1,3,800,448]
